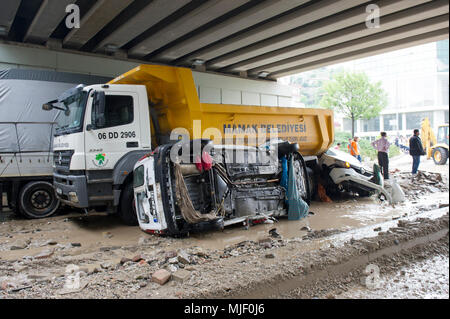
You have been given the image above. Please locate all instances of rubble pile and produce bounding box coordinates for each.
[302,229,343,240]
[395,171,448,200]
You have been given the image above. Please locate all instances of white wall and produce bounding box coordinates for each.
[0,42,295,107]
[192,70,294,107]
[0,43,140,77]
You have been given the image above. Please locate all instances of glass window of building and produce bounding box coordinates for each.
[406,111,434,130]
[362,117,380,132]
[343,118,353,132]
[383,114,397,131]
[398,114,403,130]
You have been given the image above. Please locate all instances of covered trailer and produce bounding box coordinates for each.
[0,69,110,218]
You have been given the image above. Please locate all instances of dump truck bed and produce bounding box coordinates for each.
[109,65,334,156]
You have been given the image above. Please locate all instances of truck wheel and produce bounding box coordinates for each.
[18,181,60,219]
[118,182,138,226]
[432,147,448,165]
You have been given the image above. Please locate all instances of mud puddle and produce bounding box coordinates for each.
[182,192,449,251]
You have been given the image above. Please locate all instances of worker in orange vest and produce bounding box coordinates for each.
[350,137,361,162]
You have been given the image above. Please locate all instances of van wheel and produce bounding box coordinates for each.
[18,181,60,219]
[118,181,138,226]
[432,147,448,165]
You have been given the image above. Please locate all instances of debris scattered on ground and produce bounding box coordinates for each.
[102,232,113,239]
[0,212,447,299]
[152,269,171,286]
[269,228,281,238]
[9,240,30,251]
[302,228,343,240]
[395,171,448,200]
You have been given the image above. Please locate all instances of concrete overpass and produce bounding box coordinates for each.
[1,0,448,79]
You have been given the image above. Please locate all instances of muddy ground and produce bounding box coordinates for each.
[0,156,448,299]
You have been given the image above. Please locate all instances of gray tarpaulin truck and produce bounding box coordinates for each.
[0,69,110,218]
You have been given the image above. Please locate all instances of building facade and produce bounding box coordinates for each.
[338,40,449,140]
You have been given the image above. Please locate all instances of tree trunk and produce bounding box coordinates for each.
[351,115,355,137]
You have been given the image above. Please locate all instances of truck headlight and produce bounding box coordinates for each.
[68,192,79,203]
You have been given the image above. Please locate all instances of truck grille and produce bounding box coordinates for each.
[54,150,74,173]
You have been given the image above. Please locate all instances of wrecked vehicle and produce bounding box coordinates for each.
[318,148,405,204]
[133,140,310,236]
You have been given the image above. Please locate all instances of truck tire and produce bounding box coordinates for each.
[18,181,60,219]
[432,147,448,165]
[118,181,138,226]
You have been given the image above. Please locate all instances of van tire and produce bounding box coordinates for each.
[18,181,60,219]
[118,181,138,226]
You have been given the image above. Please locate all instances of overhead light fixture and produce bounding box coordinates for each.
[192,59,205,66]
[0,25,8,37]
[258,71,270,78]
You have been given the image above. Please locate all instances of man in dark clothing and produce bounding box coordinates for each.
[409,129,425,175]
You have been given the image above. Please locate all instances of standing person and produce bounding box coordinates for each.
[409,129,425,175]
[334,143,341,150]
[372,132,391,180]
[347,138,352,153]
[350,137,362,162]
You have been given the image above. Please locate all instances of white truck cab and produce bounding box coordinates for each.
[49,84,152,224]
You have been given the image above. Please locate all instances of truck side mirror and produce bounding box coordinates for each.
[42,103,53,111]
[42,99,58,111]
[92,91,106,128]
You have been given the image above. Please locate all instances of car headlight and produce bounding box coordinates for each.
[336,160,351,168]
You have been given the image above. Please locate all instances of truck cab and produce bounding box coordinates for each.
[50,84,151,224]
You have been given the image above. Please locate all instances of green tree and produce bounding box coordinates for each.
[320,72,387,137]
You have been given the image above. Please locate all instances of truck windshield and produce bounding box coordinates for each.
[55,89,88,136]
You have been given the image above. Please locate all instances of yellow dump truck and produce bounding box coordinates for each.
[109,65,334,156]
[44,64,336,233]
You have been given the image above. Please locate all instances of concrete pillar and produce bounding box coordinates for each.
[402,113,407,135]
[239,70,248,78]
[433,110,445,133]
[194,64,206,72]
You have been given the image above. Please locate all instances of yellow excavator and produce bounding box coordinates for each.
[421,118,449,165]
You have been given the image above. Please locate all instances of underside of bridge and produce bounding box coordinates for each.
[1,0,448,79]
